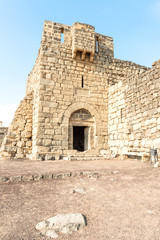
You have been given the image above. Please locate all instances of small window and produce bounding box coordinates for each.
[95,36,99,53]
[61,28,64,43]
[76,51,82,60]
[82,76,84,88]
[85,52,91,62]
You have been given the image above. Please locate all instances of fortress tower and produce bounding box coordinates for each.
[1,21,160,160]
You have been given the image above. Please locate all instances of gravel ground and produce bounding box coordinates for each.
[0,159,160,240]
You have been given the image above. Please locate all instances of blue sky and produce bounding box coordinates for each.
[0,0,160,126]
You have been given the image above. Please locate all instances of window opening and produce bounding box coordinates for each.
[82,76,84,88]
[76,51,82,60]
[121,108,124,123]
[61,28,64,43]
[95,36,99,53]
[85,52,91,62]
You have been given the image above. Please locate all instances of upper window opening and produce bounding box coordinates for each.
[95,36,99,53]
[85,52,91,62]
[61,28,64,43]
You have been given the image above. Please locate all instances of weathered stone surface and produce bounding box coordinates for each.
[46,230,58,239]
[0,94,33,158]
[21,175,33,182]
[36,221,48,232]
[0,20,159,161]
[72,187,86,194]
[45,154,55,161]
[10,176,22,182]
[36,213,86,238]
[43,174,53,180]
[48,214,86,233]
[33,174,43,180]
[0,127,8,147]
[108,65,160,157]
[0,176,9,183]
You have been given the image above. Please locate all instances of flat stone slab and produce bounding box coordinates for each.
[72,186,86,194]
[36,213,86,238]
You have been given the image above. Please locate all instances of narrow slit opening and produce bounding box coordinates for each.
[61,28,64,43]
[95,36,99,53]
[82,76,84,88]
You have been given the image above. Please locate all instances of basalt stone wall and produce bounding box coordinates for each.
[108,62,160,155]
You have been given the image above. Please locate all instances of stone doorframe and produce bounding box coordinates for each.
[61,102,101,150]
[68,109,94,150]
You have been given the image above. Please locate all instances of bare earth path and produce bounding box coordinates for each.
[0,158,143,177]
[0,158,160,240]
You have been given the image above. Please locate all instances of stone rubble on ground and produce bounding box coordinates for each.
[112,171,120,174]
[36,213,86,238]
[154,162,159,168]
[71,186,86,194]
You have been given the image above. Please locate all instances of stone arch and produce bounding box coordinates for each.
[68,109,94,151]
[61,102,101,151]
[62,102,101,136]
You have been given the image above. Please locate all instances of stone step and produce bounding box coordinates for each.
[69,156,111,161]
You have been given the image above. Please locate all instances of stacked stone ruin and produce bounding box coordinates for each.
[0,21,160,160]
[0,122,8,147]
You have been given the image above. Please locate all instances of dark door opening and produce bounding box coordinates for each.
[73,126,86,152]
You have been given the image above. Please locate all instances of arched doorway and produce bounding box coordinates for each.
[68,109,95,151]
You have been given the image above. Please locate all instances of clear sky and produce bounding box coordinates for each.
[0,0,160,126]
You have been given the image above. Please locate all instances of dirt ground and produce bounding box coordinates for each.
[0,159,160,240]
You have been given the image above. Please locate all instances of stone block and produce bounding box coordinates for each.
[0,176,9,183]
[10,176,22,182]
[22,175,33,182]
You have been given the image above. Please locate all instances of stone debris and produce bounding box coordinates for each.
[0,176,9,182]
[0,171,101,184]
[45,230,58,239]
[36,213,86,238]
[112,171,120,174]
[72,186,86,194]
[154,162,159,168]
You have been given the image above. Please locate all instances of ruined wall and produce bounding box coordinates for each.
[108,62,160,155]
[0,44,41,159]
[0,127,8,147]
[0,93,33,158]
[108,59,148,84]
[26,49,41,95]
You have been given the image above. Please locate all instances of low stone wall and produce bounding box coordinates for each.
[0,170,100,183]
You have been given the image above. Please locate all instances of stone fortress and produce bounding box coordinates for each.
[0,21,160,160]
